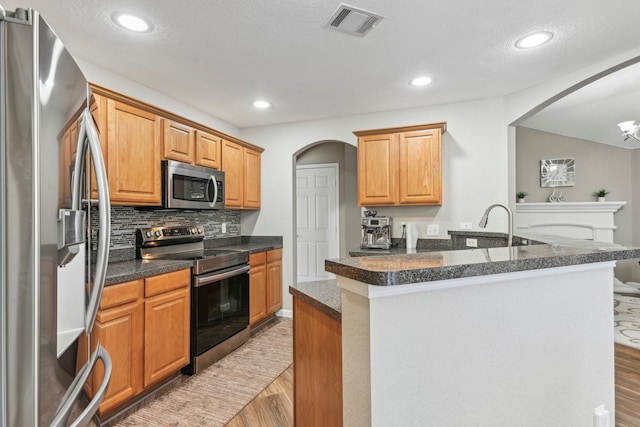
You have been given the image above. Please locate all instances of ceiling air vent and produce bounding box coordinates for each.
[324,4,384,37]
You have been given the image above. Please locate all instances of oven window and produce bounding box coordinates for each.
[193,272,249,355]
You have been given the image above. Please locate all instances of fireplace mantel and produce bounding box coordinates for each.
[514,201,626,243]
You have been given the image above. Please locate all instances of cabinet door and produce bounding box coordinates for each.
[357,133,398,206]
[243,147,261,209]
[93,297,144,414]
[249,252,267,326]
[77,279,144,416]
[221,139,243,208]
[107,99,162,205]
[162,119,194,164]
[143,286,190,387]
[398,129,442,205]
[266,249,282,315]
[195,130,221,169]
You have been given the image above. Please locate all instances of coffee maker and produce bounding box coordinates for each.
[361,211,392,249]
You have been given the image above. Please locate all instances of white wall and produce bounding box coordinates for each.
[241,98,509,310]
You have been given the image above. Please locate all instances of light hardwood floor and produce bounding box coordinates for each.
[225,364,293,427]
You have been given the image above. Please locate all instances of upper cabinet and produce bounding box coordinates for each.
[89,85,263,208]
[221,139,261,210]
[194,130,221,169]
[162,119,195,164]
[107,98,162,205]
[355,122,446,206]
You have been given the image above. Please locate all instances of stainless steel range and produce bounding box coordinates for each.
[137,226,250,374]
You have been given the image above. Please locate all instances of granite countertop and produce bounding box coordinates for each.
[104,237,282,285]
[327,235,640,287]
[289,279,341,321]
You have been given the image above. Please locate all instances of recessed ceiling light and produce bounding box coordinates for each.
[410,76,432,87]
[515,31,553,49]
[252,100,271,109]
[112,12,152,32]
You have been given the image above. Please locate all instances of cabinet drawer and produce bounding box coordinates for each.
[145,269,190,298]
[250,252,266,266]
[266,248,282,263]
[100,279,142,310]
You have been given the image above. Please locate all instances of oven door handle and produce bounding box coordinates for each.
[195,265,250,287]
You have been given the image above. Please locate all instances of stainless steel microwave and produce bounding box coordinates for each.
[162,160,225,210]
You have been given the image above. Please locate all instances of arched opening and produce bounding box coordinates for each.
[291,140,359,283]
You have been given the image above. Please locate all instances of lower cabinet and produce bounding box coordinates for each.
[249,249,282,327]
[78,268,190,416]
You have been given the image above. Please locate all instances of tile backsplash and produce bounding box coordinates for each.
[90,206,240,252]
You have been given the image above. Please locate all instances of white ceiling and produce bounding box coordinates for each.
[3,0,640,131]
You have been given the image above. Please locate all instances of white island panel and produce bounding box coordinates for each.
[339,262,615,427]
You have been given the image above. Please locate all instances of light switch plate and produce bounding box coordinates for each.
[427,224,439,236]
[460,222,473,230]
[466,238,478,248]
[222,222,227,233]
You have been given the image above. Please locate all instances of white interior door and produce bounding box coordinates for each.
[296,164,339,282]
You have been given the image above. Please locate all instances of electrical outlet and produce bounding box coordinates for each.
[460,222,473,230]
[466,238,478,248]
[222,222,227,233]
[427,224,439,236]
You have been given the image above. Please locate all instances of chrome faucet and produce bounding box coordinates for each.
[478,203,513,247]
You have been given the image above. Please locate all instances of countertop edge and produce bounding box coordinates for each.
[289,280,342,322]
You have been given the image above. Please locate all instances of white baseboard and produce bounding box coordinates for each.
[277,309,293,319]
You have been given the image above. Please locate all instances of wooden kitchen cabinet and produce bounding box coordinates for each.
[250,249,282,327]
[162,119,195,164]
[266,249,282,315]
[195,130,221,169]
[355,122,446,206]
[106,98,162,206]
[77,279,144,416]
[243,147,261,209]
[222,139,262,209]
[78,269,190,417]
[143,268,191,388]
[249,252,268,326]
[222,139,243,208]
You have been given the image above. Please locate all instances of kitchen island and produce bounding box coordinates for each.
[294,236,640,426]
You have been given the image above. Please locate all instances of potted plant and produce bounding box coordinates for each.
[516,191,527,203]
[593,189,609,202]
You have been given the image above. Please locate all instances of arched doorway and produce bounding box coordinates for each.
[292,140,359,283]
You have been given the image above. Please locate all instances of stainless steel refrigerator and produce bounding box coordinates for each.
[1,6,112,426]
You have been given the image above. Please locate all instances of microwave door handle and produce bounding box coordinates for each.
[81,108,111,334]
[209,175,217,208]
[49,344,112,427]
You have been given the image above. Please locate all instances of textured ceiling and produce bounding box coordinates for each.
[3,0,640,134]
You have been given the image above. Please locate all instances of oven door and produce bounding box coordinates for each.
[162,160,225,210]
[192,264,250,356]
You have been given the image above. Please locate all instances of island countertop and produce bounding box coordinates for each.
[326,238,640,287]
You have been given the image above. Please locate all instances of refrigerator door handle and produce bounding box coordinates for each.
[49,344,112,427]
[73,108,111,334]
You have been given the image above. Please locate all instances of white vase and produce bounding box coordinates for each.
[597,197,605,202]
[517,198,525,203]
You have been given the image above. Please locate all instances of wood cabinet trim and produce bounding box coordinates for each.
[90,83,264,153]
[353,121,447,137]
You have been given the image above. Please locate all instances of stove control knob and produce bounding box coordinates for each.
[145,231,152,238]
[154,230,162,238]
[198,227,204,234]
[191,227,197,234]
